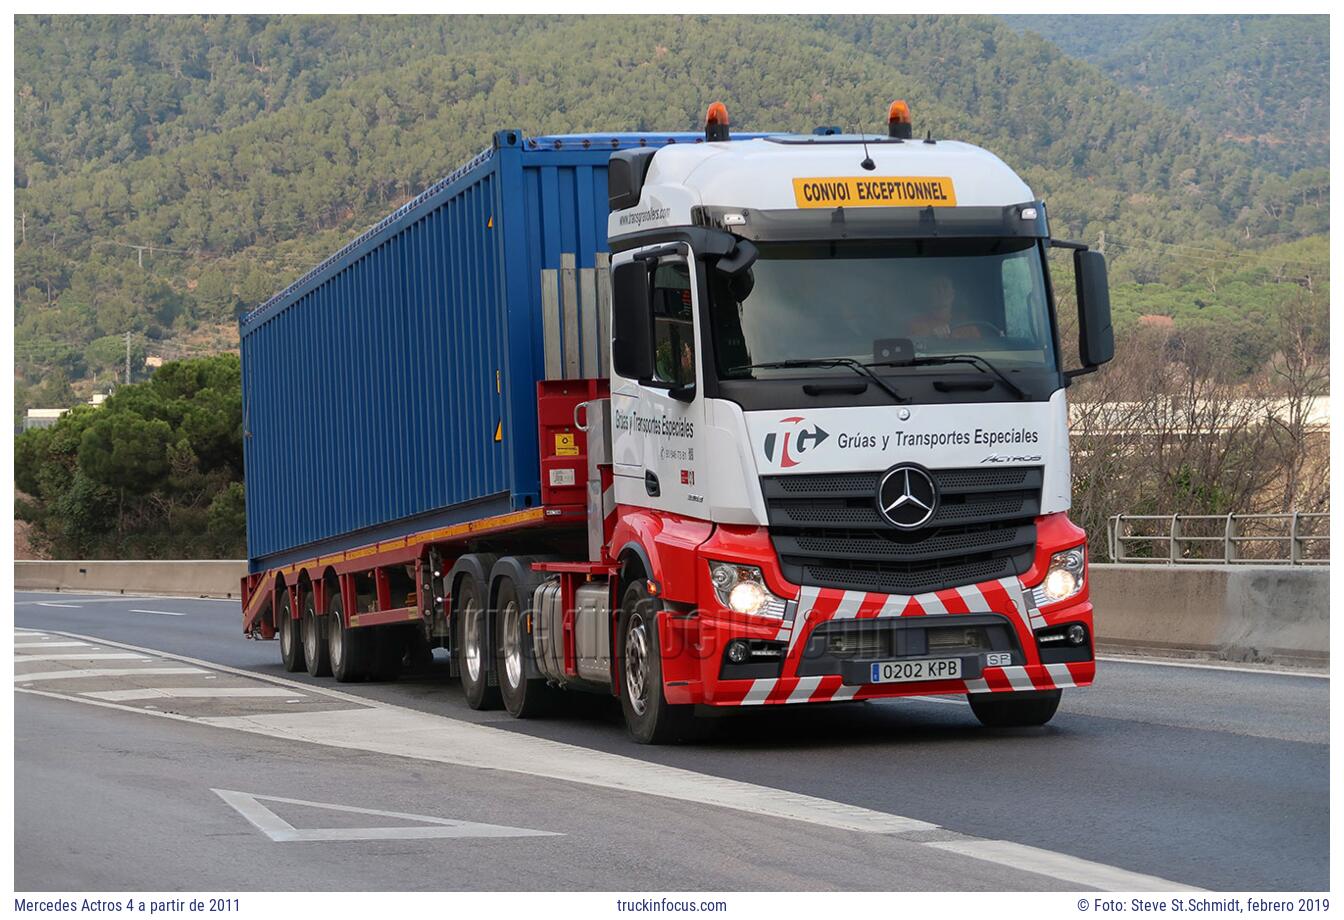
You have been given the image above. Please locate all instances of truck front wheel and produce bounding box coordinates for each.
[968,689,1062,727]
[617,581,696,744]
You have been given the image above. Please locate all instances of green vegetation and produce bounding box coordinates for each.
[15,355,244,559]
[13,14,1328,418]
[999,15,1329,174]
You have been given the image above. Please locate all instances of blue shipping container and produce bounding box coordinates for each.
[240,130,713,572]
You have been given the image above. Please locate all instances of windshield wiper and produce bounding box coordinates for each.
[730,357,909,404]
[868,354,1028,400]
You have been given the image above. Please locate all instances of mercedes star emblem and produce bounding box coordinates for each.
[876,464,938,529]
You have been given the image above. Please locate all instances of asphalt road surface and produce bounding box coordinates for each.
[14,590,1329,891]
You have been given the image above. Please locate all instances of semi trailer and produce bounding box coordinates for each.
[240,101,1114,743]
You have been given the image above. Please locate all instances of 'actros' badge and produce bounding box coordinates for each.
[876,464,938,529]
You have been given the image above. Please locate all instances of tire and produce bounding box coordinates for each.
[617,580,696,744]
[327,593,369,683]
[301,590,331,678]
[496,577,556,719]
[969,689,1062,727]
[367,627,407,683]
[277,589,305,673]
[455,574,500,710]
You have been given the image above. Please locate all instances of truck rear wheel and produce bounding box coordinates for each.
[617,580,696,744]
[969,689,1062,727]
[301,590,331,677]
[277,589,305,673]
[455,574,500,710]
[328,594,368,683]
[495,577,555,718]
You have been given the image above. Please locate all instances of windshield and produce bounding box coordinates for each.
[709,239,1057,379]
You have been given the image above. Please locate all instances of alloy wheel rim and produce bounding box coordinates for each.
[464,598,483,683]
[625,613,650,716]
[503,601,523,689]
[329,609,343,667]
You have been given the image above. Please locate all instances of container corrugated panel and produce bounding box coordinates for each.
[240,130,713,571]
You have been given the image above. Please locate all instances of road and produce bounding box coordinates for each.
[14,590,1330,891]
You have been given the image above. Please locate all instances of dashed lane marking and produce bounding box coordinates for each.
[15,667,207,682]
[82,687,305,702]
[34,602,81,608]
[1096,655,1329,679]
[12,641,93,648]
[128,609,187,617]
[16,653,151,662]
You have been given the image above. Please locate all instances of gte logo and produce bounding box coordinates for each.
[762,417,830,468]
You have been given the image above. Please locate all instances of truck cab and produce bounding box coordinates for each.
[600,103,1114,740]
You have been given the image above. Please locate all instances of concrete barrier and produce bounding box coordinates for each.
[1091,564,1329,666]
[14,560,247,599]
[14,559,1329,665]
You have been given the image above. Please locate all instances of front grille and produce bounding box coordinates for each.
[762,467,1042,595]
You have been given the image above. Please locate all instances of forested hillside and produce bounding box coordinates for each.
[999,15,1329,174]
[14,14,1330,416]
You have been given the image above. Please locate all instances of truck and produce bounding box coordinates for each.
[240,101,1115,743]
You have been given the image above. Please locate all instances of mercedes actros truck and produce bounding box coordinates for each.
[240,101,1115,743]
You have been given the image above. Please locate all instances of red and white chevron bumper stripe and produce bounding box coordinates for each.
[735,576,1092,706]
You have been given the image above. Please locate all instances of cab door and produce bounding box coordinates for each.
[610,245,709,517]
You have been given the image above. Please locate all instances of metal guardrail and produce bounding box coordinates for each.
[1108,513,1330,565]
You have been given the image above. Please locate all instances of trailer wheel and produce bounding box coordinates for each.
[968,689,1062,728]
[301,590,331,677]
[495,577,555,718]
[327,594,368,683]
[617,580,696,744]
[277,589,305,673]
[455,574,500,709]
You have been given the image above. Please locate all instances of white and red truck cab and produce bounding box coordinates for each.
[241,101,1114,743]
[594,102,1114,740]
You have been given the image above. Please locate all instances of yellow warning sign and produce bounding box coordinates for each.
[554,432,579,457]
[494,420,503,442]
[792,176,957,209]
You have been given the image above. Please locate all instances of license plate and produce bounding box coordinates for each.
[869,657,962,684]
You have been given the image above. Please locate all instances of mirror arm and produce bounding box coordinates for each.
[1063,365,1099,385]
[1050,238,1089,251]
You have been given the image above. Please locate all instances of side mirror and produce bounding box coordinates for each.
[1074,249,1114,369]
[611,260,655,381]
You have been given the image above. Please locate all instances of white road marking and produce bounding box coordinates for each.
[16,592,236,604]
[13,667,207,682]
[15,653,151,662]
[82,687,304,702]
[212,789,561,842]
[1097,655,1328,679]
[35,602,81,608]
[18,627,1205,890]
[11,641,92,648]
[927,838,1202,891]
[128,609,186,617]
[205,707,936,835]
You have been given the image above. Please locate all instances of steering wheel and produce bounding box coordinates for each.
[950,320,1004,338]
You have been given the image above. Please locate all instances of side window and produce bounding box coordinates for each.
[650,260,696,387]
[1001,255,1037,340]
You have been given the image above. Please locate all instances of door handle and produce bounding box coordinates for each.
[644,471,661,497]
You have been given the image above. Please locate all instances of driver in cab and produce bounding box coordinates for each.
[904,274,999,341]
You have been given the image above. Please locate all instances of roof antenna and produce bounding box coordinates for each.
[858,119,876,171]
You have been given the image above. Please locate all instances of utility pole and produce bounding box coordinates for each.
[125,331,132,385]
[1098,229,1106,255]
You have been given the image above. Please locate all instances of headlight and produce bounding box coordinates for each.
[1032,546,1086,606]
[707,561,788,618]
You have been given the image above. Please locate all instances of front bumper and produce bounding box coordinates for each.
[658,514,1096,707]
